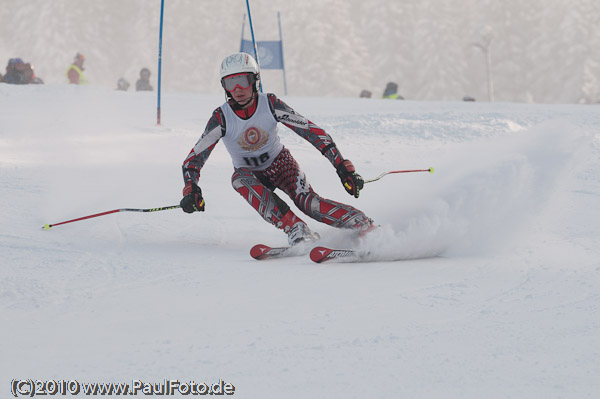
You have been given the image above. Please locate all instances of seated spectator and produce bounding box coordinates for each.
[382,81,404,100]
[359,90,372,98]
[135,68,153,91]
[116,77,130,91]
[23,63,44,84]
[3,58,44,84]
[66,53,87,84]
[3,58,26,84]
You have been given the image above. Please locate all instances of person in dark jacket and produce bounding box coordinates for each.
[4,58,29,84]
[3,58,43,84]
[382,82,404,100]
[135,68,153,91]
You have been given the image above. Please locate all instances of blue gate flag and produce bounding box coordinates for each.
[240,39,284,70]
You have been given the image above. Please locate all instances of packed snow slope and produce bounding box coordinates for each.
[1,84,600,398]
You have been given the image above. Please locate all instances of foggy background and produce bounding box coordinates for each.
[1,0,599,103]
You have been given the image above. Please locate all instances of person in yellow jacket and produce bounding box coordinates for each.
[382,81,404,100]
[66,53,87,85]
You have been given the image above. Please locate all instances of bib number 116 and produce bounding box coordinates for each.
[243,152,270,167]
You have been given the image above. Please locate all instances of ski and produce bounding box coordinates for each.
[309,246,368,263]
[250,244,303,260]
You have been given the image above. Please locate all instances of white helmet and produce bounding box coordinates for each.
[219,52,260,97]
[219,52,259,79]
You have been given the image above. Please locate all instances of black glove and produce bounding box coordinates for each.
[336,159,364,198]
[180,182,205,213]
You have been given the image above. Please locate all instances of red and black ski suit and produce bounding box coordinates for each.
[182,93,372,235]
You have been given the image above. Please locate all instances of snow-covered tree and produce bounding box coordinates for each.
[1,0,598,103]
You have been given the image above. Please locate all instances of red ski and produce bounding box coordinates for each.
[250,244,313,260]
[250,244,290,260]
[309,246,366,263]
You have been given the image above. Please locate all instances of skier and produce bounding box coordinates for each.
[180,52,374,245]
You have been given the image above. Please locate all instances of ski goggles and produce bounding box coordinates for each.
[222,73,256,92]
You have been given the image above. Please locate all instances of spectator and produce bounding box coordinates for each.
[3,58,29,84]
[23,63,43,84]
[116,78,130,91]
[135,68,153,91]
[382,82,404,100]
[359,90,372,98]
[2,58,43,84]
[66,53,87,84]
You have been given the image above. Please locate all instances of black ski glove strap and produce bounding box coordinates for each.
[336,160,364,198]
[320,143,336,155]
[180,183,205,213]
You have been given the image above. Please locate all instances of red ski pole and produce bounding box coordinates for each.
[364,167,434,184]
[42,204,181,230]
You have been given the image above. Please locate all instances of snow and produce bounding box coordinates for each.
[1,84,600,398]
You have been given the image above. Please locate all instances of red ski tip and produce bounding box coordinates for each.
[250,244,272,260]
[310,246,334,263]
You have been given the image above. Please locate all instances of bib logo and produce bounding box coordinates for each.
[239,127,269,151]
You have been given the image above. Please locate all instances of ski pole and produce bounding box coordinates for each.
[42,205,181,230]
[364,167,434,184]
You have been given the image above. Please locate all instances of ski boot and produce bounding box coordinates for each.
[287,222,320,246]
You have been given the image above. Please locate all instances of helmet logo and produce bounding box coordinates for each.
[220,52,259,81]
[221,53,247,74]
